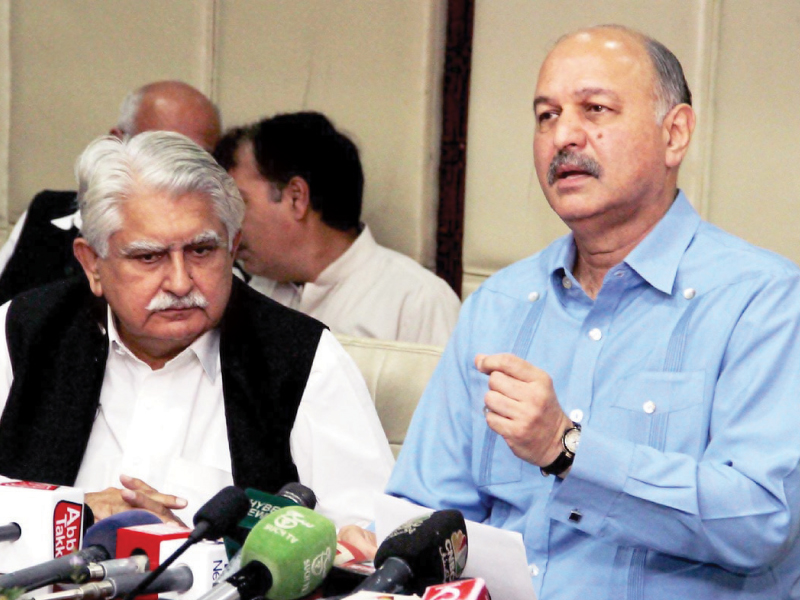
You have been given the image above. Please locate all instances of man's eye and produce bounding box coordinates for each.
[537,111,556,123]
[587,104,607,114]
[135,253,161,264]
[191,246,215,258]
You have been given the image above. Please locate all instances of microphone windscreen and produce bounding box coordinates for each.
[192,486,250,541]
[276,483,317,510]
[241,506,336,600]
[83,510,163,557]
[374,509,468,589]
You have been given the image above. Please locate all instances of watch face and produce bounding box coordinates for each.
[564,428,581,454]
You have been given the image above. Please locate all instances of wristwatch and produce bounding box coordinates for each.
[540,421,581,477]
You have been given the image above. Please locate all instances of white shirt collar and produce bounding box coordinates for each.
[50,210,82,232]
[105,305,220,380]
[311,224,377,289]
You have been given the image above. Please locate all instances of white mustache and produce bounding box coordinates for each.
[146,289,209,312]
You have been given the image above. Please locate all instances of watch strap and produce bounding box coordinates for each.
[540,421,581,477]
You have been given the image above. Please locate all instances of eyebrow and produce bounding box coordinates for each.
[119,230,223,257]
[533,87,622,111]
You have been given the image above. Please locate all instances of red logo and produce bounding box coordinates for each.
[53,501,82,557]
[0,480,59,490]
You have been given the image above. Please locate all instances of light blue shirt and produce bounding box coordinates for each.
[388,193,800,599]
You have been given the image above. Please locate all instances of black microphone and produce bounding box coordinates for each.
[0,523,22,543]
[352,509,469,595]
[0,510,161,592]
[122,486,249,600]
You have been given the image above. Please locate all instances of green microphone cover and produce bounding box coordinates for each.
[241,505,336,600]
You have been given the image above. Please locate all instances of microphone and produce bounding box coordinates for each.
[421,578,491,600]
[0,479,85,574]
[351,510,468,595]
[28,565,194,600]
[0,523,22,543]
[121,486,249,600]
[199,505,336,600]
[0,510,161,592]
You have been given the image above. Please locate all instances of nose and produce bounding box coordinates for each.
[552,108,587,151]
[163,251,193,297]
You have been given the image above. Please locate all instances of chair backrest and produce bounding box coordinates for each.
[335,334,444,458]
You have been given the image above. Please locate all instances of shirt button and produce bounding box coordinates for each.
[569,509,583,523]
[528,291,540,302]
[562,276,572,289]
[569,409,584,423]
[528,563,540,577]
[588,328,602,341]
[614,270,624,278]
[643,400,656,414]
[683,288,696,300]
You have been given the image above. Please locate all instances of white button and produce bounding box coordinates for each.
[588,328,602,341]
[683,288,696,300]
[569,409,584,423]
[528,291,540,302]
[562,276,572,289]
[528,563,540,577]
[643,401,656,414]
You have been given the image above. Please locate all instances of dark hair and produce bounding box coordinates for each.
[251,112,363,231]
[212,125,253,171]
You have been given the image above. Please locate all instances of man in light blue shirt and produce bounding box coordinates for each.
[386,25,800,599]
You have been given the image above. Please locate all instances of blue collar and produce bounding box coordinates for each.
[548,191,701,296]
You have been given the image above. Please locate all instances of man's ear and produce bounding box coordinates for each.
[285,176,311,220]
[109,127,124,140]
[662,104,696,169]
[73,238,104,297]
[230,230,243,256]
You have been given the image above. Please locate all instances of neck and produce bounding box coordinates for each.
[300,224,360,283]
[571,189,677,299]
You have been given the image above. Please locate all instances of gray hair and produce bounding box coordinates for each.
[115,88,145,136]
[76,131,244,258]
[643,36,692,123]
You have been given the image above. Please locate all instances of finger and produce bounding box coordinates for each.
[477,353,543,382]
[119,489,187,526]
[120,474,157,493]
[120,474,188,510]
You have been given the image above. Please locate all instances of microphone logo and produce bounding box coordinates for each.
[273,509,315,531]
[438,528,468,582]
[53,500,82,558]
[310,547,332,577]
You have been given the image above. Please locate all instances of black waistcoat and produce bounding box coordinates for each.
[0,190,83,306]
[0,276,325,494]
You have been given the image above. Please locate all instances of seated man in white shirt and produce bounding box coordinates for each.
[215,113,461,346]
[0,80,222,306]
[0,131,394,528]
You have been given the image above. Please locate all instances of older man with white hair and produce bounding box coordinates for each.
[0,132,393,528]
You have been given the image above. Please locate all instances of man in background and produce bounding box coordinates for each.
[0,80,222,305]
[216,112,461,346]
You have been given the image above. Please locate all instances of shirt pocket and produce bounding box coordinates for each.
[609,370,706,454]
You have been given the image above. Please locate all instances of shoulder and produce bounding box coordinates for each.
[474,236,565,303]
[685,222,800,289]
[222,279,327,345]
[368,243,460,303]
[27,190,78,220]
